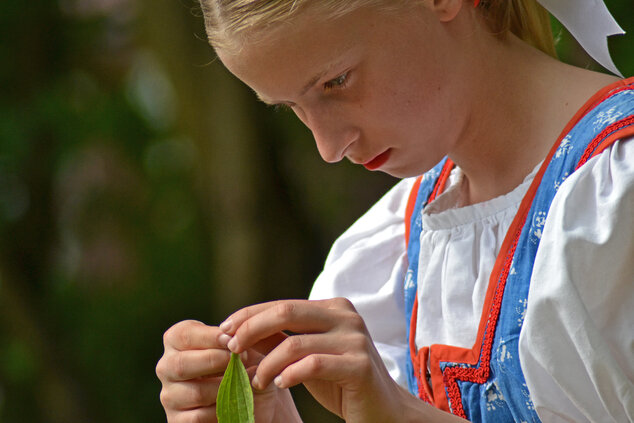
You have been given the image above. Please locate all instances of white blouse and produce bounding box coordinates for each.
[309,139,634,422]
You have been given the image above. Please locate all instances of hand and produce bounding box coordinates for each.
[155,320,301,422]
[219,298,410,423]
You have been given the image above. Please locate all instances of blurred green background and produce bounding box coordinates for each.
[0,1,631,422]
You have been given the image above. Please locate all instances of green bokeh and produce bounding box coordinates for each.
[0,1,631,422]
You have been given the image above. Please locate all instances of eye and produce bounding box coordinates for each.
[324,72,349,92]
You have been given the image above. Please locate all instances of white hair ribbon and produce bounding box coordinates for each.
[538,0,625,76]
[473,0,626,76]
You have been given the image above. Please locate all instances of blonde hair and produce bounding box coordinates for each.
[478,0,557,58]
[199,0,556,58]
[199,0,409,52]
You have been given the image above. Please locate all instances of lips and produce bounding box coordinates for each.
[363,150,391,170]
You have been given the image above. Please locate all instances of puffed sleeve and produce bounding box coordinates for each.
[309,177,416,388]
[519,138,634,422]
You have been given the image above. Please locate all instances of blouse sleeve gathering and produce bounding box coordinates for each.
[519,138,634,422]
[309,177,417,388]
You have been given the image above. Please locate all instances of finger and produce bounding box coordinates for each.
[164,320,227,351]
[250,331,288,356]
[219,300,289,335]
[157,349,232,382]
[160,377,222,410]
[252,333,349,390]
[274,353,360,389]
[220,298,352,335]
[226,300,350,353]
[168,406,216,423]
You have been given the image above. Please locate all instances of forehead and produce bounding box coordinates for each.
[216,5,413,102]
[216,8,367,99]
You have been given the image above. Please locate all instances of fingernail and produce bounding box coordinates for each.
[227,337,238,353]
[219,319,233,333]
[218,333,231,348]
[274,375,283,388]
[252,375,261,390]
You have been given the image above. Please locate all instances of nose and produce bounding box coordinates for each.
[299,109,359,163]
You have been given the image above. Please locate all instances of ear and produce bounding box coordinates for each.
[428,0,466,23]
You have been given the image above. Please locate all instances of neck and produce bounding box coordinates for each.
[449,33,618,205]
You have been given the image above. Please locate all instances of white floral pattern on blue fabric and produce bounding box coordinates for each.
[421,168,440,182]
[499,343,513,362]
[553,171,570,192]
[516,298,528,328]
[404,269,415,290]
[555,135,573,159]
[592,106,623,131]
[530,211,547,243]
[485,382,507,412]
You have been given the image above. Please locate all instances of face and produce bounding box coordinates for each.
[217,4,471,177]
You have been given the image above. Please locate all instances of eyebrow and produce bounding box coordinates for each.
[300,69,329,96]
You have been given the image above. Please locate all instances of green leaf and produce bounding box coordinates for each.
[216,352,255,423]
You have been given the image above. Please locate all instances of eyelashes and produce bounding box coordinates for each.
[270,70,352,112]
[323,72,349,92]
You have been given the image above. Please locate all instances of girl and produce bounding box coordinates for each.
[156,0,634,421]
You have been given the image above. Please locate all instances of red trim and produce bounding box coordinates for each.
[576,116,634,169]
[411,134,563,412]
[432,160,454,202]
[407,76,634,416]
[405,159,455,404]
[579,79,634,117]
[404,159,455,244]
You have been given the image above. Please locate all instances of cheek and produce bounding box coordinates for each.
[377,87,437,136]
[373,82,458,161]
[372,63,440,118]
[355,58,455,144]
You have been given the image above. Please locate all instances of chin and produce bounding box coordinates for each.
[380,167,419,179]
[381,162,434,179]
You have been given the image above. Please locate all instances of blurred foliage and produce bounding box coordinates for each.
[0,0,631,422]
